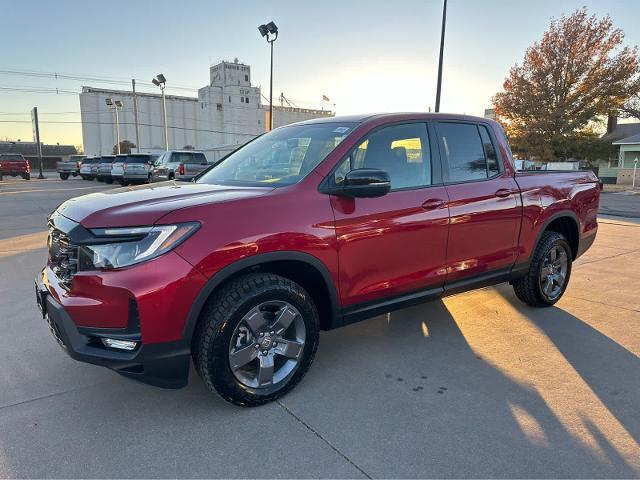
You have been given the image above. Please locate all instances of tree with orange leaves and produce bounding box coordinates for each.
[493,9,640,162]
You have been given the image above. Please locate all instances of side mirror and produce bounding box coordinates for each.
[324,168,391,198]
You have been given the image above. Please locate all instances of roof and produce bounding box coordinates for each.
[292,112,495,126]
[602,122,640,142]
[0,141,77,156]
[612,133,640,145]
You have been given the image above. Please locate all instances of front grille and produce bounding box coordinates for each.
[48,226,78,290]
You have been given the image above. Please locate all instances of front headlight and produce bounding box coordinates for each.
[78,222,200,270]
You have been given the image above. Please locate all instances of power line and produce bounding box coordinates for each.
[0,69,200,92]
[0,119,258,137]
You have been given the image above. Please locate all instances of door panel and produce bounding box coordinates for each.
[329,122,449,307]
[435,121,522,282]
[332,189,449,306]
[444,177,520,281]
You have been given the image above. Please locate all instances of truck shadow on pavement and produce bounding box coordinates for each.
[306,292,639,477]
[495,284,640,447]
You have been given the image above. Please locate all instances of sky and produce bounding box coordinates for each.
[1,0,639,147]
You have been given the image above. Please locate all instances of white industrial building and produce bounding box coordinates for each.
[80,60,333,156]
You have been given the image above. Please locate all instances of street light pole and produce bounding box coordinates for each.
[270,39,274,131]
[105,98,122,154]
[259,21,278,131]
[114,103,121,154]
[435,0,447,113]
[152,74,169,151]
[634,158,638,189]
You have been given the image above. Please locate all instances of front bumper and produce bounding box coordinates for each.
[35,273,190,388]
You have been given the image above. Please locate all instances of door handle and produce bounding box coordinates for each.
[421,198,446,210]
[494,188,512,198]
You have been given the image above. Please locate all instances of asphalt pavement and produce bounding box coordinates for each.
[0,176,639,478]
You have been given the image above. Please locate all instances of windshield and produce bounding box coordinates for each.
[197,122,356,187]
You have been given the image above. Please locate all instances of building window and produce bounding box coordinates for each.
[229,96,231,103]
[245,75,248,81]
[245,97,249,104]
[216,103,222,111]
[241,97,244,103]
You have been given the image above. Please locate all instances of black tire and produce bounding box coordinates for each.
[22,172,30,180]
[106,177,113,184]
[192,273,320,407]
[512,231,572,307]
[59,173,69,180]
[119,179,126,186]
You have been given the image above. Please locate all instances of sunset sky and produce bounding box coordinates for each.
[1,0,639,147]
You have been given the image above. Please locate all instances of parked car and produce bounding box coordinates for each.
[96,155,117,183]
[110,154,128,185]
[36,113,600,407]
[57,155,86,180]
[0,154,31,180]
[79,157,95,180]
[150,150,210,182]
[88,156,101,180]
[122,153,159,184]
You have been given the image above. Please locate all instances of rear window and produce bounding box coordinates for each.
[127,155,151,164]
[0,154,24,161]
[174,152,207,164]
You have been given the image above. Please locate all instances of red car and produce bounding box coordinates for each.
[36,113,600,406]
[0,154,31,180]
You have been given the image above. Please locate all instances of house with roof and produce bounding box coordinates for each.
[0,141,78,170]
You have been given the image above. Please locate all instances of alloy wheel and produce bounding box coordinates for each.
[539,245,568,301]
[228,301,306,389]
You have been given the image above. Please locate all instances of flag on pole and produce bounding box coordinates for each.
[322,95,330,102]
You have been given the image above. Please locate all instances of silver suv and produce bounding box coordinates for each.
[150,150,210,182]
[122,153,159,184]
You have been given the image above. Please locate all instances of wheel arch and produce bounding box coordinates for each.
[539,212,580,259]
[183,251,342,344]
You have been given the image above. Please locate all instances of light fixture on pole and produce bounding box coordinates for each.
[258,21,278,131]
[152,74,169,151]
[105,98,123,154]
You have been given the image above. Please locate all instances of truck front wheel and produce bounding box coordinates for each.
[512,231,572,307]
[192,273,320,406]
[59,173,69,180]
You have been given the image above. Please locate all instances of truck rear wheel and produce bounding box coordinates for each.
[192,273,320,406]
[512,231,572,307]
[59,173,69,180]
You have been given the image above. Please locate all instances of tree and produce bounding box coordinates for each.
[493,8,640,161]
[112,140,136,155]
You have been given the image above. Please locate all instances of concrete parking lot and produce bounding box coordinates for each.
[1,177,639,478]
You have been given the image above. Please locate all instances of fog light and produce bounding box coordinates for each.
[101,338,138,351]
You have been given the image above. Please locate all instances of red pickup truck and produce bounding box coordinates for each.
[0,154,31,180]
[36,113,600,406]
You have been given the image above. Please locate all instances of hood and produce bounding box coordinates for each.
[56,181,274,228]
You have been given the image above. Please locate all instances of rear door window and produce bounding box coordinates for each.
[437,122,500,182]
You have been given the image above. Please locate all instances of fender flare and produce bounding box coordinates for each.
[512,210,581,279]
[533,210,580,257]
[182,251,342,342]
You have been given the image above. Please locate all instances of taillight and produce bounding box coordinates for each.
[77,161,82,168]
[178,163,185,175]
[25,160,30,172]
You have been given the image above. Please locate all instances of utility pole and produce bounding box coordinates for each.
[435,0,447,113]
[31,107,45,179]
[132,79,141,152]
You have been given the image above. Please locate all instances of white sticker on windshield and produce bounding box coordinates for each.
[333,126,350,134]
